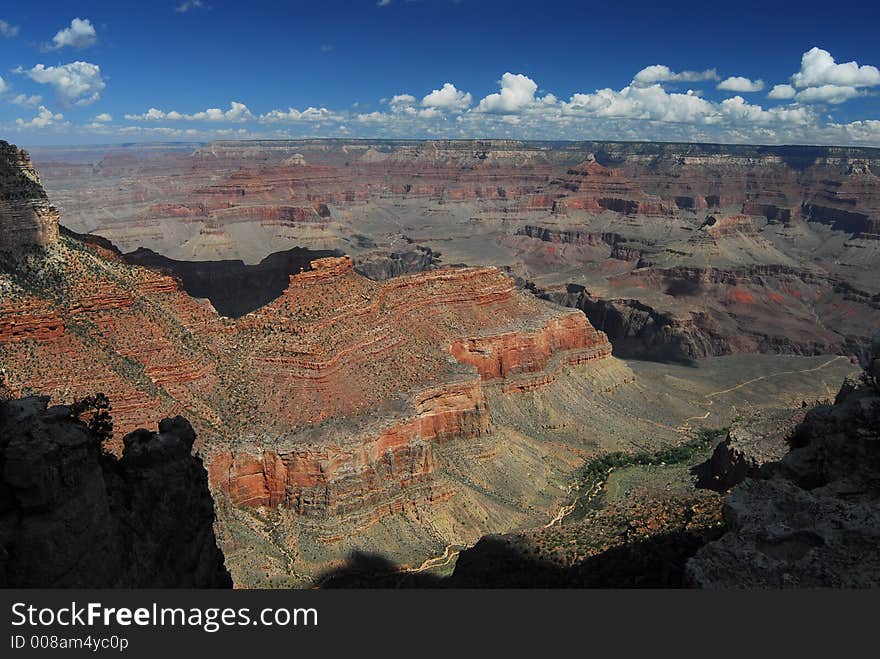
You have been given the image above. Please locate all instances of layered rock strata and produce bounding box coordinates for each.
[0,141,59,250]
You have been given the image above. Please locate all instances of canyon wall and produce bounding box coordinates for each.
[0,141,59,250]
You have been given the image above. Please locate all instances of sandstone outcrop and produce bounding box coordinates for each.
[0,396,231,587]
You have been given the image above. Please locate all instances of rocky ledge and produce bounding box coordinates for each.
[702,407,811,491]
[687,337,880,587]
[0,396,231,587]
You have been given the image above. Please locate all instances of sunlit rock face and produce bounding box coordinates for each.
[0,141,60,251]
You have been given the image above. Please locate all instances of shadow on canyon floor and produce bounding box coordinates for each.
[315,524,726,589]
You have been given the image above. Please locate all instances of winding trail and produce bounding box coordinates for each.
[406,543,464,573]
[675,355,848,432]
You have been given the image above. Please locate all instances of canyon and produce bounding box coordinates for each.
[1,138,875,586]
[32,139,880,365]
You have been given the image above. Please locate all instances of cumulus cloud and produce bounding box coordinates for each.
[15,106,65,129]
[556,81,810,129]
[259,106,340,122]
[14,49,880,147]
[713,95,810,125]
[795,84,862,104]
[791,47,880,88]
[717,76,764,93]
[25,61,106,106]
[562,85,712,123]
[768,84,796,100]
[632,65,719,87]
[475,73,543,113]
[389,94,417,112]
[0,76,6,95]
[0,19,19,38]
[10,93,43,107]
[189,101,253,121]
[125,101,253,122]
[48,18,97,50]
[422,83,472,111]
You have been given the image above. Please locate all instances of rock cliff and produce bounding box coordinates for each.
[687,340,880,587]
[0,396,231,587]
[0,141,59,250]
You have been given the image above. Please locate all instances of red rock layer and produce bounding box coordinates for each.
[2,235,613,520]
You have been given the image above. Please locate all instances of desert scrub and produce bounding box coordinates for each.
[571,427,727,518]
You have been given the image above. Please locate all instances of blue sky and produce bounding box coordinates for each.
[2,0,880,146]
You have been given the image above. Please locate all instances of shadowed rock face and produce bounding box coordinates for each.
[700,407,810,491]
[0,396,231,588]
[687,341,880,588]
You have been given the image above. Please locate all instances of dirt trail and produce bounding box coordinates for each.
[676,355,848,432]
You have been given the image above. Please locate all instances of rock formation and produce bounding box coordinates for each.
[0,396,231,587]
[702,407,810,491]
[687,342,880,588]
[0,141,59,250]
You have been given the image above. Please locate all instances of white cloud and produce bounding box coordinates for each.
[377,0,393,6]
[768,84,796,100]
[259,106,340,122]
[717,76,764,93]
[10,93,43,107]
[421,83,472,111]
[93,112,112,122]
[791,47,880,88]
[49,18,97,50]
[632,65,719,87]
[714,95,810,125]
[0,76,6,94]
[0,20,19,38]
[557,81,810,128]
[795,84,862,104]
[476,73,542,113]
[15,106,65,129]
[124,107,174,121]
[25,61,106,106]
[562,85,713,123]
[389,94,417,112]
[125,101,253,122]
[189,101,253,121]
[831,119,880,143]
[175,1,206,13]
[355,111,388,123]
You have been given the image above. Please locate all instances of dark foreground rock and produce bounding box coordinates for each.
[703,407,810,491]
[0,396,231,587]
[688,349,880,588]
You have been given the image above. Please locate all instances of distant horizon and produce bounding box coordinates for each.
[20,137,880,154]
